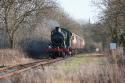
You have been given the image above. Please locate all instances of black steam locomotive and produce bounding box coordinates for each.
[48,27,85,58]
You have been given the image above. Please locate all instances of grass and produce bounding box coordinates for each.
[0,49,33,66]
[53,54,105,72]
[0,53,125,83]
[3,63,125,83]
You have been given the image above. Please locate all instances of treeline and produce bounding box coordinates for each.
[81,23,104,52]
[89,0,125,53]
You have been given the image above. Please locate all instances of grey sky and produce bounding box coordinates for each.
[58,0,99,23]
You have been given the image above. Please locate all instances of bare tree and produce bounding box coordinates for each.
[0,0,57,48]
[92,0,125,52]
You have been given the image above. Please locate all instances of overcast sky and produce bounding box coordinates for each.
[58,0,99,23]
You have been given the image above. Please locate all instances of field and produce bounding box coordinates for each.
[1,53,125,83]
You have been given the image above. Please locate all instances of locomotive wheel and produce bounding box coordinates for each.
[49,53,56,59]
[51,55,56,59]
[61,52,66,58]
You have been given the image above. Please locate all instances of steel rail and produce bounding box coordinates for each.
[0,59,48,71]
[0,58,64,80]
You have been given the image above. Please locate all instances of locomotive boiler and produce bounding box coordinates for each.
[48,27,85,58]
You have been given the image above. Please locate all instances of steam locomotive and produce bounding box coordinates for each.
[48,27,85,58]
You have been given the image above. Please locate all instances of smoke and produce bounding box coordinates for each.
[48,20,60,29]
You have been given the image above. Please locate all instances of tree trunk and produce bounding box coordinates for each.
[9,38,14,48]
[8,34,14,48]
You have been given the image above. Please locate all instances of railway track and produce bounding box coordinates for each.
[0,53,104,80]
[0,58,64,80]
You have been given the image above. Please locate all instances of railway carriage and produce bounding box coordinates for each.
[48,27,85,58]
[71,33,85,54]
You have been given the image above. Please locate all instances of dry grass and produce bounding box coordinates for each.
[4,61,125,83]
[0,49,33,66]
[0,53,125,83]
